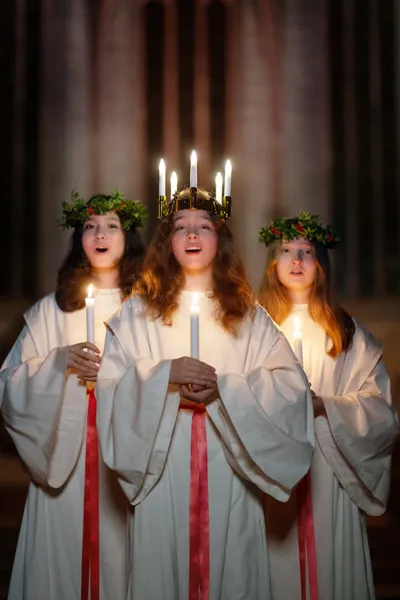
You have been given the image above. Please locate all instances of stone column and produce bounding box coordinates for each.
[282,0,331,222]
[226,1,272,288]
[38,0,92,295]
[94,0,147,201]
[194,0,211,185]
[163,0,180,174]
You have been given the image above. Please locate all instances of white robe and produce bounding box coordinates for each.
[265,304,399,600]
[96,291,315,600]
[0,289,129,600]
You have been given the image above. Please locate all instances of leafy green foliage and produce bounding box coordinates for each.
[58,189,148,231]
[259,212,339,249]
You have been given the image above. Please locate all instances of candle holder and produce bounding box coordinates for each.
[222,196,231,219]
[158,195,167,219]
[189,187,197,210]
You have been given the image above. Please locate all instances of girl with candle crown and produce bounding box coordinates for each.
[258,212,398,600]
[0,190,147,600]
[96,186,315,600]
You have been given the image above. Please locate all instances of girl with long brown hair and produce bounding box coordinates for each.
[259,212,398,600]
[96,188,314,600]
[1,191,146,600]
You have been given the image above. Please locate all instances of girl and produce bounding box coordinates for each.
[0,191,147,600]
[96,188,315,600]
[259,212,399,600]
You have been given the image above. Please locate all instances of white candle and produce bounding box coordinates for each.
[85,284,95,344]
[190,150,197,188]
[293,316,303,366]
[159,159,166,196]
[190,292,200,359]
[224,159,232,197]
[215,172,223,204]
[170,171,178,199]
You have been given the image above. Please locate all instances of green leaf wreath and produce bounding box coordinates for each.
[259,211,340,249]
[58,189,148,231]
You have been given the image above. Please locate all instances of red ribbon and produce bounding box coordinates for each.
[180,401,210,600]
[81,388,100,600]
[296,471,318,600]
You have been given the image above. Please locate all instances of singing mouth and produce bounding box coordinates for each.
[185,246,201,254]
[290,270,303,275]
[95,247,109,254]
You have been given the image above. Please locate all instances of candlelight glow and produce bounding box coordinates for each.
[224,159,232,197]
[190,151,197,168]
[87,284,93,299]
[215,173,223,204]
[293,316,302,339]
[171,171,178,199]
[192,292,198,307]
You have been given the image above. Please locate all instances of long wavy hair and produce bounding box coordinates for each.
[259,240,355,358]
[133,189,256,335]
[55,214,145,312]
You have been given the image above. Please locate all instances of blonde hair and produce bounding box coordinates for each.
[259,240,355,358]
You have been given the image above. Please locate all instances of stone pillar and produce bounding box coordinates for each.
[12,0,27,296]
[163,0,180,175]
[282,0,331,222]
[94,0,147,201]
[226,1,272,288]
[194,0,211,185]
[38,0,92,295]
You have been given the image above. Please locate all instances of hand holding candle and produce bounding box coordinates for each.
[293,316,303,366]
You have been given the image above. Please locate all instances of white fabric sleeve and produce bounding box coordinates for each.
[0,325,87,488]
[97,323,180,506]
[317,359,398,514]
[206,315,315,502]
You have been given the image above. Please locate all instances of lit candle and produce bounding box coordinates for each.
[85,284,95,344]
[159,159,166,196]
[293,316,303,366]
[215,172,223,204]
[170,171,178,199]
[190,292,200,359]
[190,150,197,188]
[224,159,232,197]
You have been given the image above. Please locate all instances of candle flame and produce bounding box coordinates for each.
[192,292,199,307]
[88,284,93,298]
[159,158,166,173]
[190,150,197,166]
[225,159,232,175]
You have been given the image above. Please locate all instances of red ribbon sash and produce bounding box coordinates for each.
[180,401,210,600]
[81,388,100,600]
[296,471,318,600]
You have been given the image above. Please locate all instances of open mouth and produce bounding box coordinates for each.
[95,247,109,254]
[185,246,201,255]
[290,270,303,276]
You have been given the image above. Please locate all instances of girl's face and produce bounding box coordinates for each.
[171,210,218,273]
[275,238,317,296]
[82,213,125,269]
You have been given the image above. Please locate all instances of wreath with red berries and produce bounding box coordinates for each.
[259,212,339,248]
[58,190,148,231]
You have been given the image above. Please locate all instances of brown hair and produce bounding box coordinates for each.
[259,240,355,358]
[55,218,145,312]
[133,189,256,335]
